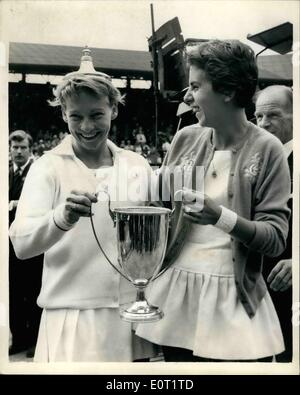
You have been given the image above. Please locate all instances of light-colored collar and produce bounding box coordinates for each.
[49,135,123,158]
[284,139,293,158]
[13,159,31,173]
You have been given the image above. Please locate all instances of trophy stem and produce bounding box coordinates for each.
[136,283,146,302]
[120,279,164,323]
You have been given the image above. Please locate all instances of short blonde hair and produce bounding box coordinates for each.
[49,74,125,110]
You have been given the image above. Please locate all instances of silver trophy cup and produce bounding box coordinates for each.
[90,199,172,323]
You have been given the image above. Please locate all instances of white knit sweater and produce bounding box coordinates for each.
[9,136,153,309]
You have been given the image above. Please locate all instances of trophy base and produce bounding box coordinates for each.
[120,301,164,323]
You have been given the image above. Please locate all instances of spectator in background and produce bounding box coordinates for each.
[110,124,118,143]
[134,144,143,155]
[141,143,151,159]
[9,130,43,358]
[124,139,134,151]
[37,139,45,157]
[51,134,60,148]
[135,126,147,145]
[59,131,68,141]
[44,139,52,150]
[161,137,171,158]
[147,146,162,166]
[254,84,293,362]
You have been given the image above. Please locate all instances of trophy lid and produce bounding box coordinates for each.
[63,46,111,80]
[113,206,171,215]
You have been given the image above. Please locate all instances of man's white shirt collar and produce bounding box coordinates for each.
[13,159,31,174]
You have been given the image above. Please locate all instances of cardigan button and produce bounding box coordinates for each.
[228,192,234,198]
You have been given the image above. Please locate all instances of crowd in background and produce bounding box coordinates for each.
[8,123,174,167]
[9,81,176,166]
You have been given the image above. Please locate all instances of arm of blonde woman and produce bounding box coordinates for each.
[53,190,97,229]
[9,156,97,260]
[267,259,292,292]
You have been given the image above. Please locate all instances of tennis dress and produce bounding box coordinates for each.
[136,150,284,360]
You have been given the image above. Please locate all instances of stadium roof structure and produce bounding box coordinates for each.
[257,53,292,82]
[9,42,292,86]
[247,22,293,55]
[9,42,153,80]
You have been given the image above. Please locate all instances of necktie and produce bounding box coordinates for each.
[14,167,23,183]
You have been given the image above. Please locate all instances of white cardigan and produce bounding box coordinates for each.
[9,136,153,309]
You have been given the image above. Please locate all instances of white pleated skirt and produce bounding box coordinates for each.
[136,261,285,360]
[34,308,158,362]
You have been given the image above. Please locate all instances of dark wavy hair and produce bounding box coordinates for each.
[186,40,258,108]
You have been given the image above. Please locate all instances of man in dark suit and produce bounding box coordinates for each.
[254,85,293,362]
[9,130,43,357]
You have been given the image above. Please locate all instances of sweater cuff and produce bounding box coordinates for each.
[53,204,76,231]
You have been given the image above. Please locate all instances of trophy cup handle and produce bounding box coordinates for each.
[95,189,116,226]
[89,193,131,282]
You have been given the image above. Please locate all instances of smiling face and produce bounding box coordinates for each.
[183,65,226,128]
[62,91,117,156]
